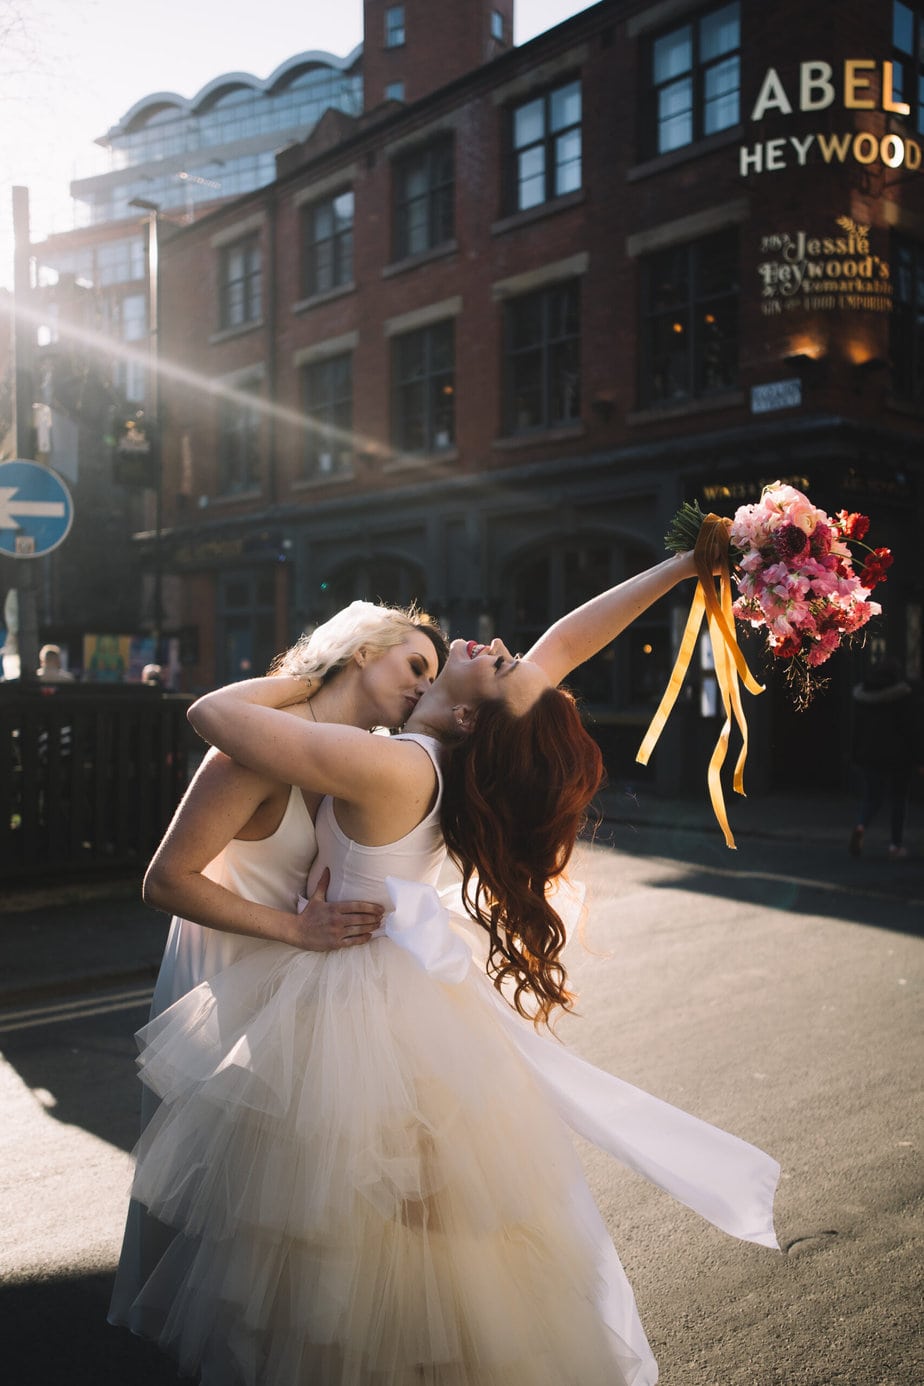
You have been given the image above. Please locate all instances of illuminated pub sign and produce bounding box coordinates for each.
[739,59,919,177]
[758,215,892,316]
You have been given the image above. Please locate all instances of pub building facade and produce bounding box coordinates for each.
[149,0,924,793]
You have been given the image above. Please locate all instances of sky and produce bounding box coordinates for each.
[0,0,596,290]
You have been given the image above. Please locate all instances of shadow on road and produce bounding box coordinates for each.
[1,1005,150,1153]
[595,821,924,938]
[1,1270,179,1385]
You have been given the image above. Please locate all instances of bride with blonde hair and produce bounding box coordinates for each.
[110,600,447,1339]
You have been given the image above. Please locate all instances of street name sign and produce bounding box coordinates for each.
[750,379,802,414]
[0,459,74,558]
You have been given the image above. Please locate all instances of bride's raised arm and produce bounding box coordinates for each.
[188,674,431,824]
[190,676,375,793]
[524,551,697,687]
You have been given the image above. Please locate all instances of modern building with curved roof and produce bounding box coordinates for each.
[70,47,363,227]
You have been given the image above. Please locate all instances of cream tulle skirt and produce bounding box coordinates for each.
[122,934,656,1386]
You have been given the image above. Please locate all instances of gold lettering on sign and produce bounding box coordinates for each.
[742,58,912,175]
[757,216,893,315]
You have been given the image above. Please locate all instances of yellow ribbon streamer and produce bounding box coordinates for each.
[636,515,764,849]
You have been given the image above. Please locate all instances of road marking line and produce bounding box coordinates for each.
[0,989,154,1035]
[0,985,154,1023]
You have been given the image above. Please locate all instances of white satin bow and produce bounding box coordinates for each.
[379,877,473,983]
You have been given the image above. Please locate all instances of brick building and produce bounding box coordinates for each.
[151,0,924,791]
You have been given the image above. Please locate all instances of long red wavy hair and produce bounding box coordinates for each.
[441,687,605,1024]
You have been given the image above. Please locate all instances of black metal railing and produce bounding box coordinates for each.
[0,684,195,883]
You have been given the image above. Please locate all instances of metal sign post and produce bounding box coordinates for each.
[5,186,40,679]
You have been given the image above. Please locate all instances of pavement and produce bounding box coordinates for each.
[0,782,920,1009]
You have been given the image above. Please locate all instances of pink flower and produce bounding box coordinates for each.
[805,629,841,666]
[761,484,820,535]
[713,484,889,705]
[730,504,775,552]
[807,570,838,598]
[841,600,876,633]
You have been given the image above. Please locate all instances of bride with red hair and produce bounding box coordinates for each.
[120,552,779,1386]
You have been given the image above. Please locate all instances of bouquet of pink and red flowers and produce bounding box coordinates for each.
[666,482,892,706]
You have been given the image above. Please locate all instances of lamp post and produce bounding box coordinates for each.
[128,197,164,664]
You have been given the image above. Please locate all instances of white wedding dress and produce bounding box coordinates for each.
[117,736,779,1385]
[109,783,316,1338]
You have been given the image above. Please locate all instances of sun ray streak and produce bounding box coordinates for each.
[1,296,392,465]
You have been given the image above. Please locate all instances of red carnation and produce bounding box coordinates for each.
[836,510,870,542]
[773,633,802,659]
[858,547,893,590]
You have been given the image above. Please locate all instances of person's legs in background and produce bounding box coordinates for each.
[849,767,885,857]
[887,767,912,860]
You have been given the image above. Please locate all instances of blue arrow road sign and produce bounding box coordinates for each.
[0,459,74,558]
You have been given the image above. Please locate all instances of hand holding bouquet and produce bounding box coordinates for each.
[640,482,892,847]
[665,483,891,707]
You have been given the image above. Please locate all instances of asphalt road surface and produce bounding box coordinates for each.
[1,829,920,1385]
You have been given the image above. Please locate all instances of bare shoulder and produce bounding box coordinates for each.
[335,734,441,844]
[171,748,289,841]
[352,729,439,793]
[186,746,285,802]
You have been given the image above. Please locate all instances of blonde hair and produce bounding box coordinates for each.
[272,601,446,682]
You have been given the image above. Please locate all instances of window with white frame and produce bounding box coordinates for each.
[385,5,405,47]
[510,79,582,213]
[219,235,262,330]
[644,2,740,159]
[302,190,354,298]
[393,138,454,259]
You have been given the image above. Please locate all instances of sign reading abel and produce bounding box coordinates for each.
[740,60,920,176]
[758,216,892,316]
[0,459,74,559]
